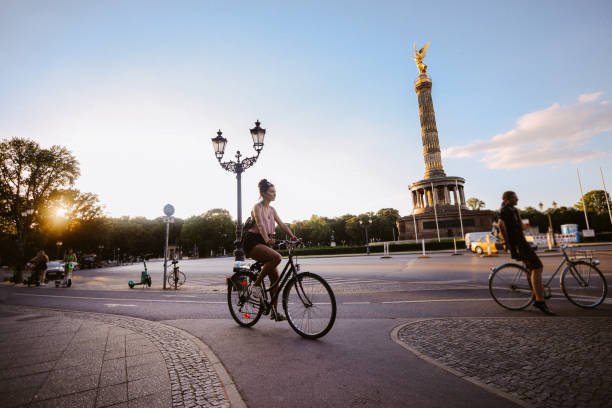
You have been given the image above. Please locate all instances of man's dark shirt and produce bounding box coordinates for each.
[500,204,528,260]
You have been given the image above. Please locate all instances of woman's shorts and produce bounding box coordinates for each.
[520,245,543,270]
[242,232,268,258]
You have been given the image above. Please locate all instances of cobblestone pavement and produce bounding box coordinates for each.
[397,317,612,408]
[0,305,231,407]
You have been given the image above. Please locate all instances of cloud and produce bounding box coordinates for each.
[443,93,612,169]
[579,92,603,103]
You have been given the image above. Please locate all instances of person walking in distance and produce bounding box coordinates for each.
[498,191,555,315]
[242,179,298,321]
[29,250,49,286]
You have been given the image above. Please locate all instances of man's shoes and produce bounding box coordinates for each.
[533,301,556,315]
[270,310,287,321]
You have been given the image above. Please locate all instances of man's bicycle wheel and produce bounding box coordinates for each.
[283,272,336,339]
[227,271,263,327]
[561,261,607,308]
[489,263,534,310]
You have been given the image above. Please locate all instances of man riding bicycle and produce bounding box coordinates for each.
[498,191,555,315]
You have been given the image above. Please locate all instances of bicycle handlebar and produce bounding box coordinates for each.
[274,239,302,248]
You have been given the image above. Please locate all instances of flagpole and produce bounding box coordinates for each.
[456,179,464,239]
[577,168,590,230]
[601,167,612,225]
[431,182,440,242]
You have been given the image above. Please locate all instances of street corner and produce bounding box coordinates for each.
[0,305,244,408]
[391,317,612,408]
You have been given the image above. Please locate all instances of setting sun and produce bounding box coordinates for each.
[55,208,67,217]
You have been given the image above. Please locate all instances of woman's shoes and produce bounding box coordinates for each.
[270,310,286,321]
[533,301,556,315]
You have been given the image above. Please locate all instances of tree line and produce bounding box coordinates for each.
[1,137,610,273]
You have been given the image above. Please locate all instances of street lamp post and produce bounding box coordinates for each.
[56,241,63,260]
[211,121,266,261]
[359,218,373,255]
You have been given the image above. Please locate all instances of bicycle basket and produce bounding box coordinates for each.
[568,248,594,262]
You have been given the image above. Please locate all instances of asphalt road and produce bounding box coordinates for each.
[2,247,611,407]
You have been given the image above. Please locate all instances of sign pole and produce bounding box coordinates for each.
[162,204,175,290]
[163,220,169,289]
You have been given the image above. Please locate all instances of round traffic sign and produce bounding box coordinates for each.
[163,204,175,216]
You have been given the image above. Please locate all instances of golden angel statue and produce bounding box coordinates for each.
[410,42,430,74]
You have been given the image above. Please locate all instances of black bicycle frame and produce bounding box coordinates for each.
[260,255,299,305]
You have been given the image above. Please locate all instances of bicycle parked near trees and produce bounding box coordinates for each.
[167,259,186,289]
[489,244,607,310]
[227,239,336,339]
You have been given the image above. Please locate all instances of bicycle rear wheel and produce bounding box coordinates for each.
[227,271,263,327]
[489,263,534,310]
[283,272,336,339]
[561,261,607,308]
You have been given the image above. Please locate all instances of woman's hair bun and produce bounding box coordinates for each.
[258,179,273,194]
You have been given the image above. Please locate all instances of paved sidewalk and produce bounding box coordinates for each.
[0,305,240,408]
[394,317,612,408]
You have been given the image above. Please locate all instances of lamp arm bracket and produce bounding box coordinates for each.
[219,160,239,173]
[240,154,260,171]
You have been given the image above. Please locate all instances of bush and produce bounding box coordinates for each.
[277,239,465,256]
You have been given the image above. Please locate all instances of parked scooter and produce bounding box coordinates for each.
[129,258,152,288]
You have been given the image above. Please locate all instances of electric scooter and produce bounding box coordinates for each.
[129,258,152,288]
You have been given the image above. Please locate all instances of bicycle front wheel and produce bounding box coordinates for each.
[167,271,186,289]
[283,272,336,339]
[489,263,534,310]
[227,271,264,327]
[561,261,607,308]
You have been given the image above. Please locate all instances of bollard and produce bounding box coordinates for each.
[418,239,430,259]
[451,237,462,256]
[381,242,391,259]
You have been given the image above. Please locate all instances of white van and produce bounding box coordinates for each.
[464,232,492,250]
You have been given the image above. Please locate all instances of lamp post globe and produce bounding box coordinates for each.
[250,120,266,152]
[211,130,227,161]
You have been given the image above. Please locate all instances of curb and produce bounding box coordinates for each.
[0,305,247,408]
[390,319,534,408]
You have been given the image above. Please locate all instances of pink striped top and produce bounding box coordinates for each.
[249,204,276,235]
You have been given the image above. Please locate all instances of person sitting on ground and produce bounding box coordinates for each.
[29,250,49,286]
[498,191,555,315]
[242,179,298,322]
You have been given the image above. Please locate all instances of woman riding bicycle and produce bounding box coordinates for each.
[242,179,298,321]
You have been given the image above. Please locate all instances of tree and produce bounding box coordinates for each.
[0,138,80,280]
[575,190,611,214]
[466,197,485,211]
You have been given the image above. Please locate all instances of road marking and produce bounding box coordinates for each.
[162,294,198,298]
[382,298,493,304]
[105,304,137,307]
[15,293,226,304]
[343,301,371,304]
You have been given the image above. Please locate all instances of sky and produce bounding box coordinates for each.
[1,0,611,223]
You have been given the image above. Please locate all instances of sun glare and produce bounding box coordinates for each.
[56,208,67,217]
